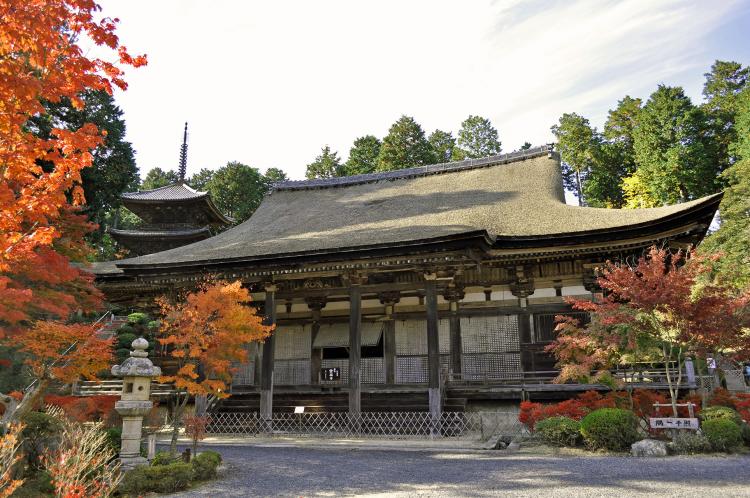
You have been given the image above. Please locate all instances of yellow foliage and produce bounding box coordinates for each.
[622,172,659,209]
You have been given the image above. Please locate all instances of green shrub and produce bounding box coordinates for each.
[147,320,161,330]
[192,450,222,480]
[21,411,63,469]
[12,471,54,497]
[116,323,136,336]
[119,462,193,494]
[104,427,121,454]
[535,416,580,447]
[114,348,131,361]
[117,333,137,349]
[700,406,743,425]
[579,408,639,451]
[151,450,181,466]
[702,419,743,452]
[670,432,712,454]
[127,312,150,325]
[741,423,750,446]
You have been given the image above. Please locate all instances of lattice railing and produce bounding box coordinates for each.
[205,411,524,440]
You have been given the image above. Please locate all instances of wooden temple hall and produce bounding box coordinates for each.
[93,145,721,417]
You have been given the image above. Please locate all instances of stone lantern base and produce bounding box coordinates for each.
[115,399,153,470]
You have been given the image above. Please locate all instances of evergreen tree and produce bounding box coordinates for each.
[264,167,288,184]
[27,89,139,243]
[376,115,434,171]
[632,85,720,205]
[519,142,532,150]
[428,129,455,163]
[305,146,344,179]
[701,87,750,288]
[263,167,288,192]
[344,135,381,175]
[454,115,501,159]
[702,60,749,171]
[188,168,214,191]
[550,113,597,206]
[141,167,179,190]
[207,161,266,223]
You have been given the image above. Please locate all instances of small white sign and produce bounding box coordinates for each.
[294,406,305,414]
[649,417,699,429]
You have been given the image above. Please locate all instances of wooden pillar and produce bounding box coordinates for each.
[260,284,277,423]
[444,287,464,381]
[310,321,321,385]
[306,297,326,386]
[384,320,396,385]
[379,292,400,386]
[348,284,362,415]
[424,275,441,421]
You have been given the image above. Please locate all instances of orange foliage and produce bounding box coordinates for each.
[0,0,145,335]
[45,395,117,423]
[15,321,113,383]
[157,281,273,397]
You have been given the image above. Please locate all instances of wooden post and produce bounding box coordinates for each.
[384,320,396,385]
[310,321,321,385]
[348,284,362,415]
[379,291,400,386]
[306,297,326,386]
[260,284,277,426]
[424,275,441,424]
[444,287,464,381]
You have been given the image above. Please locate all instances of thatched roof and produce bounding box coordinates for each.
[105,146,720,272]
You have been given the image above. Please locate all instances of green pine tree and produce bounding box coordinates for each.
[428,129,455,164]
[632,85,721,204]
[376,116,434,171]
[700,87,750,288]
[344,135,381,175]
[454,115,501,159]
[306,145,344,179]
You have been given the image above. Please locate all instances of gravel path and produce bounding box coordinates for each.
[171,444,750,497]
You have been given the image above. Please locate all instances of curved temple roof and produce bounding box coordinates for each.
[111,146,720,271]
[120,182,232,226]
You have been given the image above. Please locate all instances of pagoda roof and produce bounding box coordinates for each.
[120,182,232,225]
[102,145,720,273]
[122,182,207,202]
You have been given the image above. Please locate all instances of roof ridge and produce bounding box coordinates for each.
[273,144,555,191]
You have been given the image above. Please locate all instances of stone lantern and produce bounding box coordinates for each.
[112,337,161,469]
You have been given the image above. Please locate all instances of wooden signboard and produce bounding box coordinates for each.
[321,367,341,381]
[649,417,699,430]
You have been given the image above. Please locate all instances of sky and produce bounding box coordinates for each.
[98,0,750,181]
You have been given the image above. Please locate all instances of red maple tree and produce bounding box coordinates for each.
[0,0,145,421]
[157,280,273,453]
[548,247,750,415]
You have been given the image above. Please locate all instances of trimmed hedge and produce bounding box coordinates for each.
[151,450,180,466]
[535,416,580,447]
[700,406,743,426]
[192,450,222,480]
[670,432,712,454]
[579,408,639,451]
[127,312,150,325]
[702,419,743,452]
[119,462,193,494]
[117,332,137,349]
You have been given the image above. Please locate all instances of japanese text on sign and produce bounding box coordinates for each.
[649,418,699,429]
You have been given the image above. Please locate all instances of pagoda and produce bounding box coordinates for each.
[108,123,231,256]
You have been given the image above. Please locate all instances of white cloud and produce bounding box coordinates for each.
[99,0,745,180]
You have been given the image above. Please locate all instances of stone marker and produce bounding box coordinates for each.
[631,439,668,457]
[111,337,162,470]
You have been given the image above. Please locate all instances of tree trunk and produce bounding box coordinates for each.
[575,169,584,206]
[2,378,50,424]
[170,393,188,455]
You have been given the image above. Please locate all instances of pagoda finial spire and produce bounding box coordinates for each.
[178,122,188,182]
